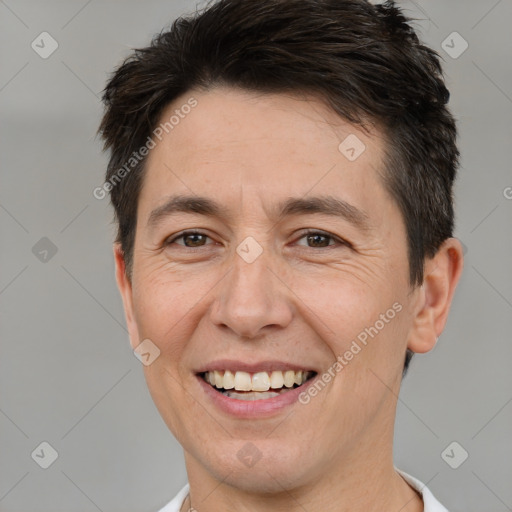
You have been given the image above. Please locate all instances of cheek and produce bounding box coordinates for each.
[293,270,409,386]
[142,361,193,446]
[131,263,213,341]
[293,271,386,340]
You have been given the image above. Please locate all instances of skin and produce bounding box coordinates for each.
[114,86,463,512]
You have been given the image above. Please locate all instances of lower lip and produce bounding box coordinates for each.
[196,374,318,418]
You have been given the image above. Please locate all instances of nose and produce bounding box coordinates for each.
[209,244,293,339]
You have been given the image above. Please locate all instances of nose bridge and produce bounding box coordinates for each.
[211,238,292,338]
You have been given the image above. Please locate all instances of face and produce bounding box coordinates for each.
[116,86,428,492]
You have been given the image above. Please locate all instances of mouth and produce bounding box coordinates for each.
[199,369,318,401]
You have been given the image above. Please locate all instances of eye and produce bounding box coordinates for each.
[164,229,349,250]
[295,230,347,249]
[165,231,213,248]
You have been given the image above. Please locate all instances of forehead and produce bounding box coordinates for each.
[138,86,390,222]
[152,86,383,159]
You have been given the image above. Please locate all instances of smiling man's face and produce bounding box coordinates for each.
[115,86,435,493]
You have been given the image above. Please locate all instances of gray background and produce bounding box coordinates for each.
[1,1,511,511]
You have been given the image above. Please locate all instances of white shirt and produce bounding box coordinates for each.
[157,469,448,512]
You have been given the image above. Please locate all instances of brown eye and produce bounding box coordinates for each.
[305,233,332,248]
[296,230,343,248]
[166,231,212,248]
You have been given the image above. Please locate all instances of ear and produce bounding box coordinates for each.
[113,243,140,350]
[407,238,464,354]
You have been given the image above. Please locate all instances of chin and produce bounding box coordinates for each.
[201,441,314,493]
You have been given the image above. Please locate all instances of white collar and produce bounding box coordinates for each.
[395,468,449,511]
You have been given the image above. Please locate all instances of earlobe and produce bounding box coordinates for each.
[407,238,464,354]
[113,243,140,350]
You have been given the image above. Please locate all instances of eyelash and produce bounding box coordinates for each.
[165,229,349,250]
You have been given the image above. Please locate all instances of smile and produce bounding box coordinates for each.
[201,370,317,401]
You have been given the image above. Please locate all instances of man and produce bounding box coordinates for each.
[98,1,463,510]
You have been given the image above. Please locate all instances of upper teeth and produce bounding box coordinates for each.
[204,370,312,391]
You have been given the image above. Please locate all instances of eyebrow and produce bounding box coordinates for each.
[146,194,371,231]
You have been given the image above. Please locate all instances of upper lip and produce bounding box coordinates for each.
[195,359,318,374]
